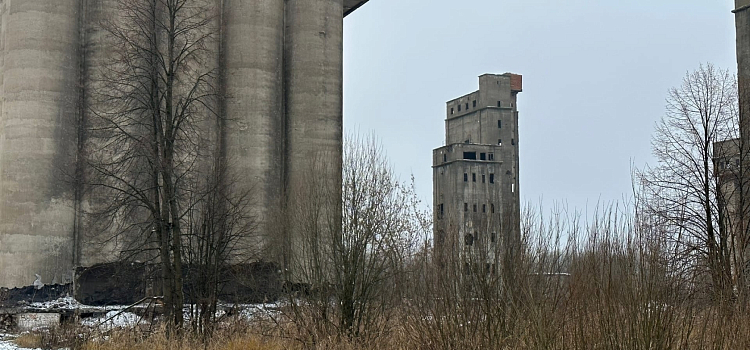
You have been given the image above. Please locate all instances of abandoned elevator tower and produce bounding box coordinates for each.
[433,73,522,272]
[0,0,371,288]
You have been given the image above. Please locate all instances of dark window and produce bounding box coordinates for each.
[465,103,469,110]
[450,107,454,115]
[443,154,447,162]
[464,173,468,182]
[491,232,497,242]
[498,139,502,145]
[439,204,444,218]
[464,234,474,246]
[488,153,494,160]
[473,204,477,212]
[511,139,515,146]
[458,104,461,112]
[473,100,477,108]
[497,101,502,107]
[472,173,476,182]
[490,174,495,183]
[480,153,486,160]
[498,120,502,128]
[482,174,486,183]
[491,203,495,213]
[463,152,476,160]
[464,203,468,212]
[482,204,486,213]
[486,263,491,274]
[465,139,471,144]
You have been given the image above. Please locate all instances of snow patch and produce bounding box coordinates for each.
[81,311,143,330]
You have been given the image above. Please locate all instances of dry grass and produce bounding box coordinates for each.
[12,333,43,349]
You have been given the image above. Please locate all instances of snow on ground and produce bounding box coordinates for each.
[28,297,123,312]
[0,334,37,350]
[80,311,143,330]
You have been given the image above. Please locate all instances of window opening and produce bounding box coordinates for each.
[490,174,495,183]
[491,203,495,213]
[465,234,474,246]
[458,104,461,112]
[463,152,477,160]
[498,120,502,128]
[473,100,477,108]
[491,232,497,242]
[482,204,486,213]
[511,139,515,146]
[480,153,486,160]
[472,173,476,182]
[465,103,469,110]
[473,204,477,212]
[443,154,447,162]
[497,101,502,107]
[450,107,454,115]
[482,174,486,183]
[464,173,468,182]
[488,153,494,161]
[498,139,502,146]
[464,203,468,212]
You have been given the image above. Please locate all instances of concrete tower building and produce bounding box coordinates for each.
[433,73,522,273]
[0,0,371,289]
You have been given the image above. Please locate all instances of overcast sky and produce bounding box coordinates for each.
[342,0,738,215]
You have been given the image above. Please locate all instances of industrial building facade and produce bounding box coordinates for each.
[0,0,370,289]
[433,73,522,273]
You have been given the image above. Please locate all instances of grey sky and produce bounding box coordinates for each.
[342,0,737,214]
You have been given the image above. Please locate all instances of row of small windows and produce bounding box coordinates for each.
[462,152,495,161]
[718,158,741,170]
[497,139,515,146]
[464,231,498,246]
[464,173,495,183]
[450,101,510,115]
[463,202,496,213]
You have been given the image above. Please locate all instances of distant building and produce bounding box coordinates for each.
[432,73,522,274]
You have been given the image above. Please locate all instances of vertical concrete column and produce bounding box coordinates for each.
[222,0,285,258]
[284,0,344,277]
[78,0,122,267]
[735,1,750,165]
[0,0,80,287]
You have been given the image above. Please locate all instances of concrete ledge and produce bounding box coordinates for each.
[344,0,369,17]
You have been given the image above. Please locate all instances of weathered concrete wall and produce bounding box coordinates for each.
[222,0,285,260]
[284,0,344,277]
[0,0,367,288]
[0,0,80,288]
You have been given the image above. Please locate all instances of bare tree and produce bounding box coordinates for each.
[284,134,428,343]
[85,0,218,329]
[638,64,738,300]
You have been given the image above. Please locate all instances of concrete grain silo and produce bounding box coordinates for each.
[0,0,81,288]
[0,0,371,289]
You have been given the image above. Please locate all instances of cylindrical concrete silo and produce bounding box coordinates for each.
[0,0,81,288]
[222,0,285,259]
[77,0,123,268]
[284,0,344,275]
